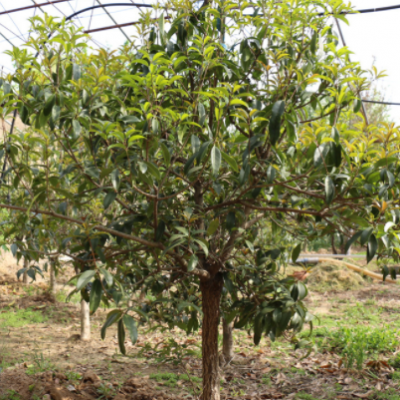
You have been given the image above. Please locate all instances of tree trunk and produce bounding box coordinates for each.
[80,299,91,341]
[49,262,56,296]
[200,273,223,400]
[23,258,29,284]
[222,318,234,365]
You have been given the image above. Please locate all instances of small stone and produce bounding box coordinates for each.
[42,395,51,400]
[55,372,67,381]
[82,372,100,383]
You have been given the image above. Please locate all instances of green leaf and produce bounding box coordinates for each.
[385,222,396,233]
[253,314,263,345]
[76,270,96,290]
[386,170,395,188]
[211,145,221,176]
[160,143,171,166]
[19,105,30,125]
[191,135,200,154]
[118,319,126,355]
[145,162,161,180]
[198,103,206,126]
[194,239,208,257]
[390,267,397,281]
[367,234,377,264]
[207,219,219,236]
[89,279,102,315]
[43,94,55,117]
[345,231,362,254]
[221,151,238,173]
[104,192,117,209]
[52,105,60,122]
[101,310,122,340]
[325,176,335,204]
[72,120,81,137]
[196,141,211,164]
[152,118,160,134]
[353,99,362,113]
[269,101,285,145]
[111,169,120,191]
[382,265,389,282]
[159,14,165,46]
[184,154,197,176]
[123,315,138,344]
[188,255,198,272]
[360,227,373,246]
[292,243,301,263]
[266,165,276,184]
[99,267,113,287]
[72,64,81,81]
[226,211,236,232]
[156,221,166,241]
[310,31,318,54]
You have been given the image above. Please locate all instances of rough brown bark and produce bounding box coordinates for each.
[80,299,91,341]
[201,273,223,400]
[222,318,234,365]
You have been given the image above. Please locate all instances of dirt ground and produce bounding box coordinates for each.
[1,252,400,400]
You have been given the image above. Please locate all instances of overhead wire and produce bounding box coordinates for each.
[95,0,132,42]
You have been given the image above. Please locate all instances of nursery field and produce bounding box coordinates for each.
[1,256,400,400]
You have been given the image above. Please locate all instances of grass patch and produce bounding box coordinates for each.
[149,372,202,388]
[303,325,399,369]
[0,307,47,329]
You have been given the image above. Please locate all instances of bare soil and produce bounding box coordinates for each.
[1,252,400,399]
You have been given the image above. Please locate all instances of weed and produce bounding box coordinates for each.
[261,374,272,386]
[295,392,319,400]
[389,354,400,369]
[304,325,399,370]
[391,371,400,382]
[0,390,21,400]
[66,371,82,382]
[97,382,116,399]
[26,351,55,375]
[370,388,400,400]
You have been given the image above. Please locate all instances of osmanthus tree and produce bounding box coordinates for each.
[2,0,400,398]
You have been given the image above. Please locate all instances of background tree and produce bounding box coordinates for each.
[2,1,400,399]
